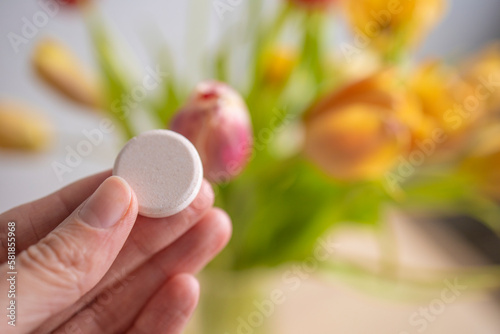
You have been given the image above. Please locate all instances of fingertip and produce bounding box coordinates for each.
[169,273,200,310]
[109,175,133,199]
[110,175,139,218]
[78,176,137,229]
[212,207,233,242]
[203,208,233,253]
[128,273,200,334]
[192,179,215,211]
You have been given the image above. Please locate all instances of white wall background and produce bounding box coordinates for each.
[1,0,500,212]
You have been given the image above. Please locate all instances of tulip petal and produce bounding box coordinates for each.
[33,38,102,109]
[0,101,54,151]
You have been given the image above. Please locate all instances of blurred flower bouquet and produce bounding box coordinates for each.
[6,0,500,332]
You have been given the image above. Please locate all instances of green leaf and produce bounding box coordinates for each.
[246,3,293,133]
[87,14,136,139]
[229,159,386,269]
[300,10,327,91]
[150,47,181,126]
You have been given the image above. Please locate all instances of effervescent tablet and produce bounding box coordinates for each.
[113,129,203,218]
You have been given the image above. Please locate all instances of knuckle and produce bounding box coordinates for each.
[130,230,156,257]
[19,228,89,294]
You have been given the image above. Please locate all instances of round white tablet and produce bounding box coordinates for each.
[113,129,203,218]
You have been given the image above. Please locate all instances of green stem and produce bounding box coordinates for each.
[247,4,293,125]
[382,24,410,66]
[251,4,293,84]
[301,12,325,83]
[111,112,135,140]
[87,13,138,140]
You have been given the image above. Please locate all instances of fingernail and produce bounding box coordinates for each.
[78,176,132,229]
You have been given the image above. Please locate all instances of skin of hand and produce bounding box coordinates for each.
[0,170,232,334]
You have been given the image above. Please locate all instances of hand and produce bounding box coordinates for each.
[0,171,231,333]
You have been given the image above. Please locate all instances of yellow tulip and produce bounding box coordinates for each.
[33,38,103,109]
[344,0,446,55]
[409,61,486,157]
[0,101,54,151]
[461,43,500,112]
[303,70,415,180]
[262,46,298,87]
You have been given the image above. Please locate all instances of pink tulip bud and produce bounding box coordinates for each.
[170,81,253,184]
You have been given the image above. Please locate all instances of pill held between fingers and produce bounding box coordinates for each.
[113,129,203,218]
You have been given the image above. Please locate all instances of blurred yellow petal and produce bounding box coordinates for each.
[409,61,486,157]
[345,0,446,54]
[306,69,420,123]
[262,46,298,87]
[33,38,103,109]
[461,43,500,112]
[470,123,500,157]
[0,101,54,151]
[304,71,413,181]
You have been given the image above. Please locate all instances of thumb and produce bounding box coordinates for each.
[1,176,138,333]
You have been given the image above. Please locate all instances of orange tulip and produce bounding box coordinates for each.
[303,70,415,180]
[461,43,500,112]
[408,61,486,158]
